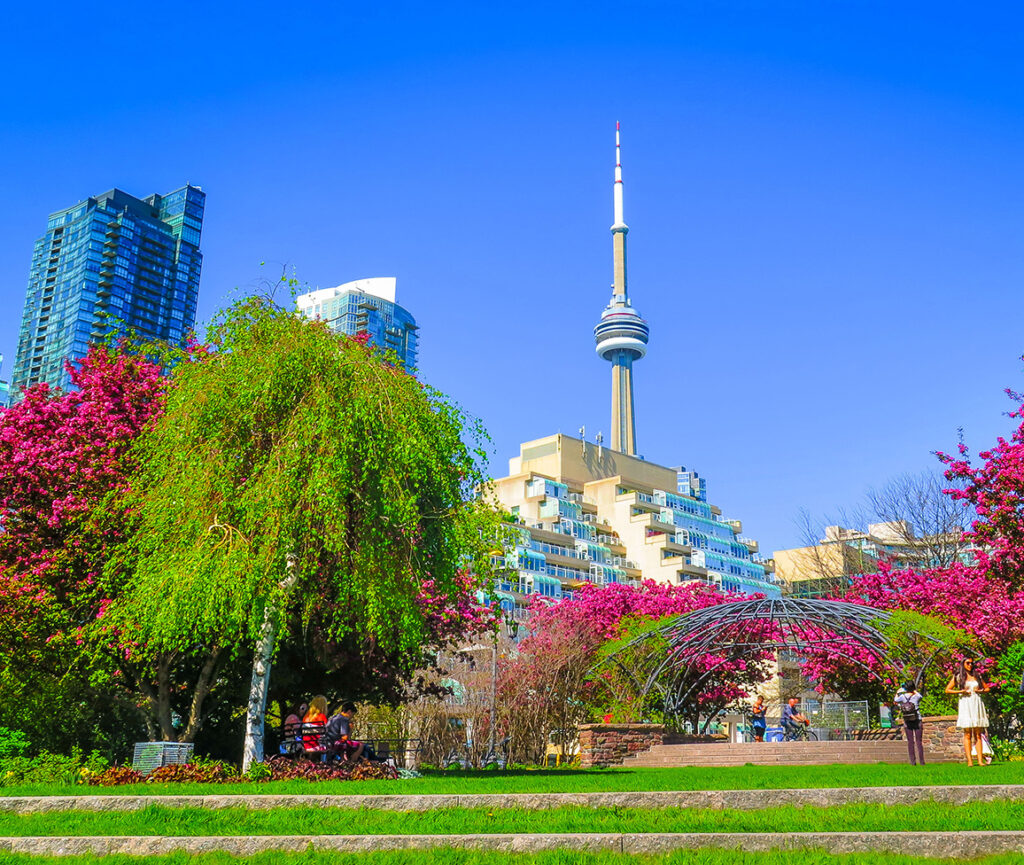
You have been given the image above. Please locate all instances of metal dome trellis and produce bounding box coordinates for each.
[601,597,949,722]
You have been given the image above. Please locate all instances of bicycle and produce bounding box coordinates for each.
[783,722,818,742]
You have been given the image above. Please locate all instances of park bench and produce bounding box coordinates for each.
[277,721,328,758]
[365,737,422,768]
[278,722,421,767]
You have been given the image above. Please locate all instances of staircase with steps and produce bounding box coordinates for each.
[624,739,951,767]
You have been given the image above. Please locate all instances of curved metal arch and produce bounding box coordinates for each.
[600,597,948,725]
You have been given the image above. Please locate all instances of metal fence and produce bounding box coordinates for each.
[802,699,870,732]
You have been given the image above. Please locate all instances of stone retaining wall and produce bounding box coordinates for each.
[921,715,966,762]
[2,785,1023,813]
[577,724,665,767]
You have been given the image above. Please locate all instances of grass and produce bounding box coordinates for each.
[2,763,1023,798]
[3,851,1024,865]
[2,801,1024,836]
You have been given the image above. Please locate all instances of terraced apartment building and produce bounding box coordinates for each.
[487,433,780,621]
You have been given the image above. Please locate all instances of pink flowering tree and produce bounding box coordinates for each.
[0,344,167,747]
[849,562,1024,657]
[939,387,1024,590]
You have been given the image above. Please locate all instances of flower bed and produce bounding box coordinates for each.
[84,758,398,787]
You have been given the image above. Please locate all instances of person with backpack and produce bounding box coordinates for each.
[895,681,925,765]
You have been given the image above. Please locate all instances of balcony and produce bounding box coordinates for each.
[662,539,692,556]
[644,517,678,535]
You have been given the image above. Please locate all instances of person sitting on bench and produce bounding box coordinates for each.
[279,703,306,756]
[327,702,365,762]
[302,695,329,755]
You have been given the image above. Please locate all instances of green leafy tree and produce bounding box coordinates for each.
[111,297,500,768]
[991,641,1024,740]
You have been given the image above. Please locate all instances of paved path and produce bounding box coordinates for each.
[1,785,1022,812]
[4,831,1024,856]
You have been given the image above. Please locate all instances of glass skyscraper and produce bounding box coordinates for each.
[12,185,205,395]
[0,355,10,409]
[296,278,418,369]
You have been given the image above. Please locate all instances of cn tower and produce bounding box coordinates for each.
[594,123,649,455]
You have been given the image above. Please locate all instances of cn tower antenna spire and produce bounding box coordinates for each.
[613,121,626,235]
[611,122,629,301]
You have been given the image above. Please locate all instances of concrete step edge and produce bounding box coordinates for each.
[6,832,1024,856]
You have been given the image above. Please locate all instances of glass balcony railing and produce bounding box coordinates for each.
[539,541,588,559]
[545,563,589,582]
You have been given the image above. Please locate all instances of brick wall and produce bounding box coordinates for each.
[578,724,665,767]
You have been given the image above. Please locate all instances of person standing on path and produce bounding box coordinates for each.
[945,659,989,766]
[750,695,767,742]
[895,681,925,765]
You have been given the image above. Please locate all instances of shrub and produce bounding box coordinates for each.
[82,757,398,786]
[991,736,1024,762]
[147,760,237,784]
[87,765,145,787]
[349,761,399,781]
[0,727,30,760]
[263,757,397,782]
[0,747,108,787]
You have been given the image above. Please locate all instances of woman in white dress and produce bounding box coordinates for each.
[945,658,989,766]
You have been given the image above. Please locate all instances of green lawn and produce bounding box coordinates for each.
[2,800,1024,836]
[2,763,1023,797]
[2,851,1024,865]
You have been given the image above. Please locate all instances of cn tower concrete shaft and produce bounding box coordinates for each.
[611,350,637,455]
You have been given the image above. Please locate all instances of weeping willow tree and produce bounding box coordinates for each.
[112,296,500,768]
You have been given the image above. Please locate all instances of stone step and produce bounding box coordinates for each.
[635,756,917,763]
[623,739,949,767]
[2,832,1023,856]
[644,742,906,751]
[651,741,903,749]
[634,745,909,753]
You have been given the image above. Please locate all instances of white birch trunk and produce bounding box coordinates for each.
[242,553,297,774]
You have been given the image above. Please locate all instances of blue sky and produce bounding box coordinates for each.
[2,2,1023,554]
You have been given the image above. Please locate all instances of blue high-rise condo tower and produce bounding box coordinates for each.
[12,185,205,396]
[296,278,419,369]
[594,124,649,455]
[0,355,10,409]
